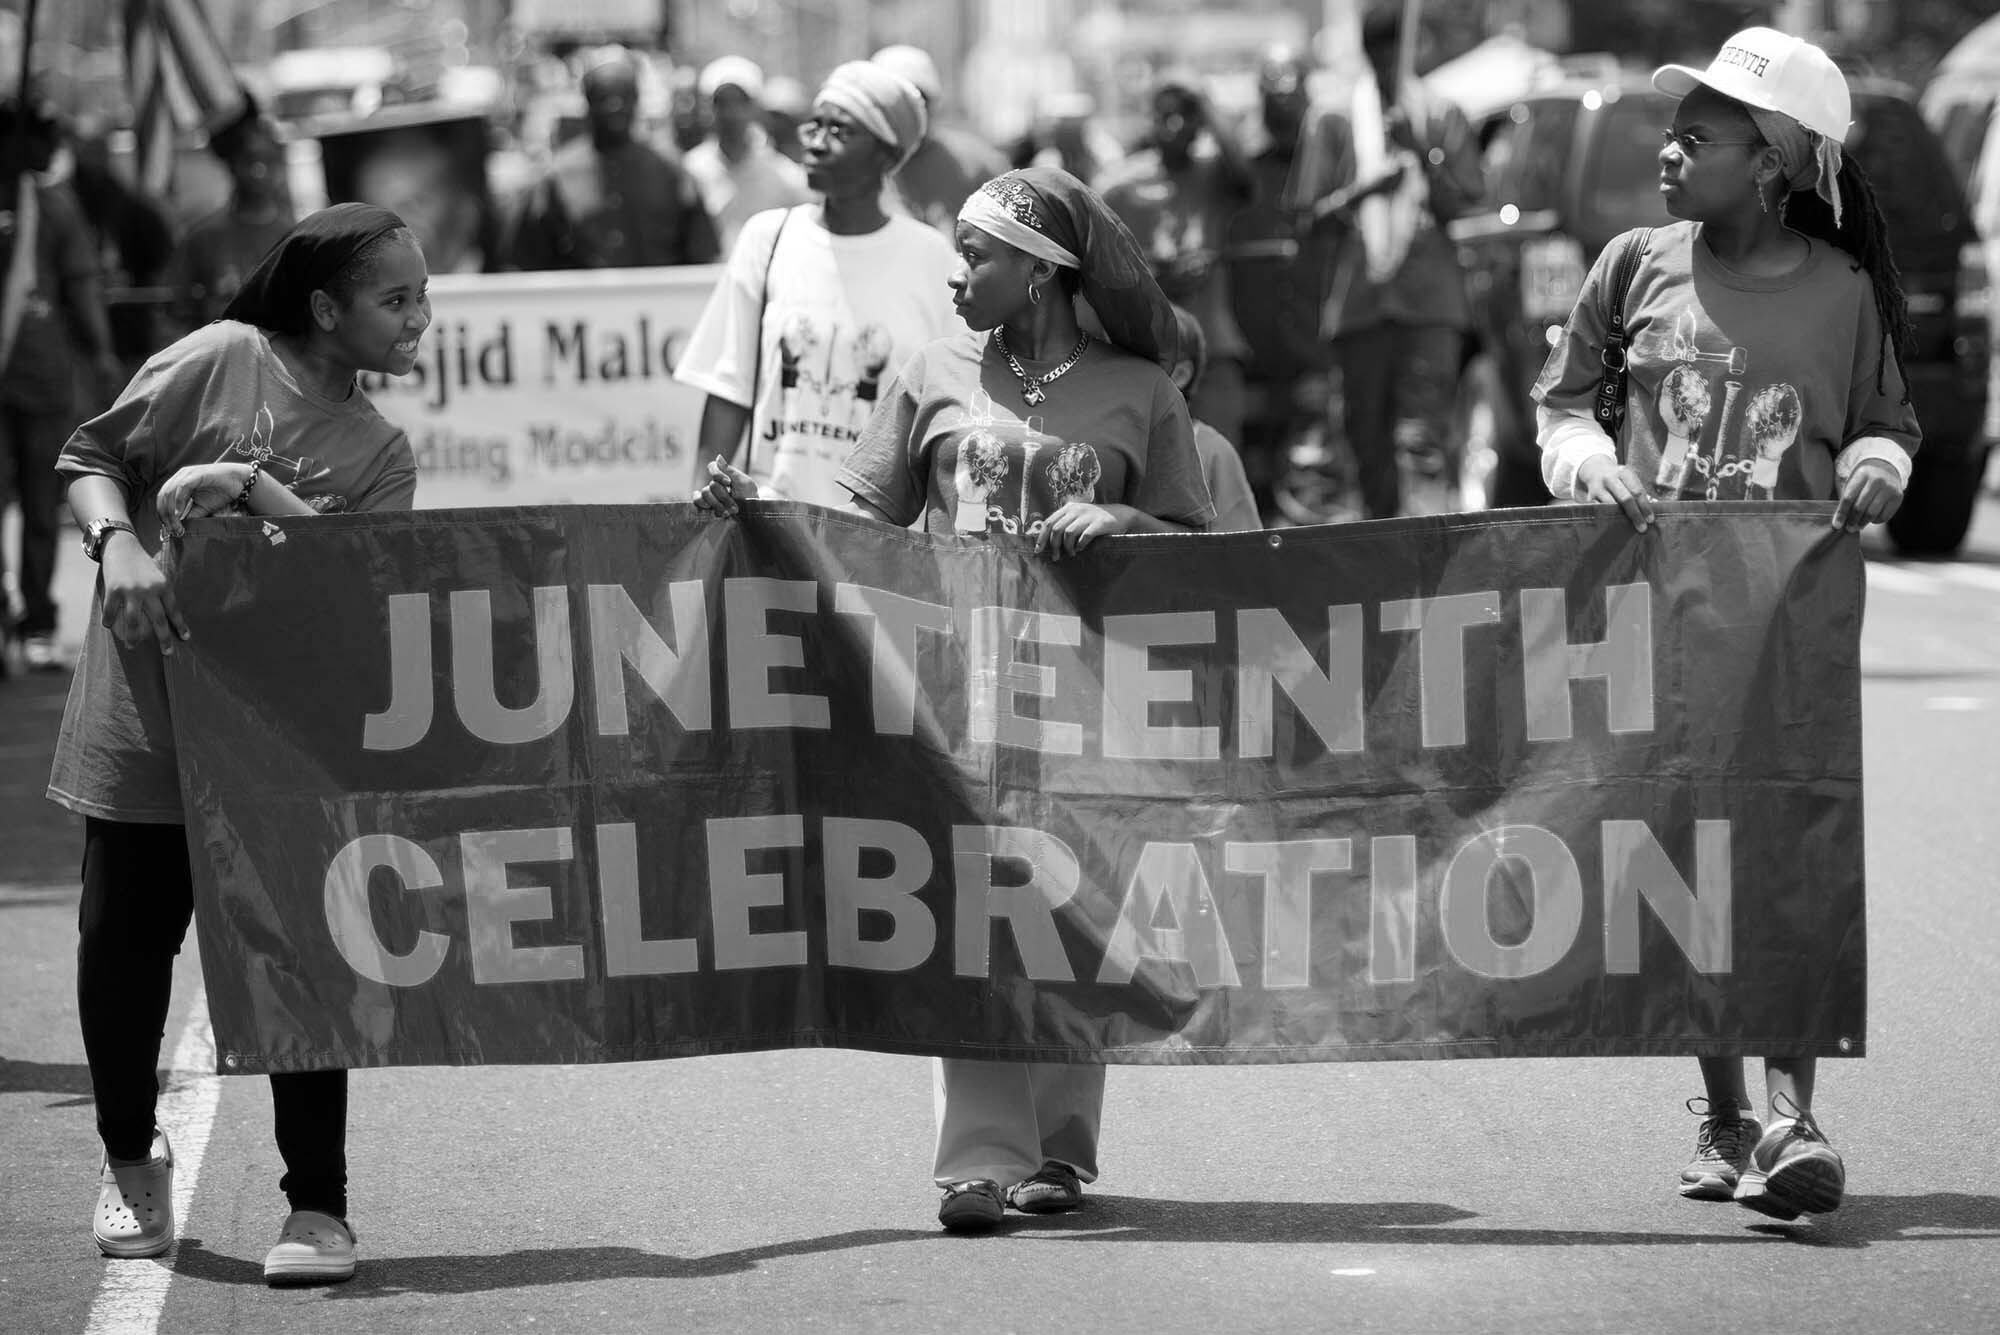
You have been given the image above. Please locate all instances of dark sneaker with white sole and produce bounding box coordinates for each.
[1735,1102,1845,1220]
[1679,1098,1763,1201]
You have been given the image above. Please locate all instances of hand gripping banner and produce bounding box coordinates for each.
[164,502,1866,1072]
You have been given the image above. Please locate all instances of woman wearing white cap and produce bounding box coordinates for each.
[676,62,961,506]
[1532,28,1919,1220]
[682,56,811,253]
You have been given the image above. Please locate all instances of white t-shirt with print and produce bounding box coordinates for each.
[674,205,962,506]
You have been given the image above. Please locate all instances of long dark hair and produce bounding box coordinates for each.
[1783,155,1914,403]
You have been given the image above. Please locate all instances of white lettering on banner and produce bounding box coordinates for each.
[359,581,1661,755]
[1379,592,1505,749]
[831,584,956,740]
[461,827,586,984]
[357,267,721,507]
[968,607,1085,754]
[1102,612,1221,761]
[319,817,1734,990]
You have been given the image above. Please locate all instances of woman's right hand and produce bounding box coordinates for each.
[99,535,189,654]
[1575,456,1656,533]
[692,457,760,517]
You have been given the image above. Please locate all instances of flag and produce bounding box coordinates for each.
[121,0,247,198]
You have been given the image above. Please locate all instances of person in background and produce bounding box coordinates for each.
[674,61,959,504]
[682,56,812,254]
[1534,28,1916,1220]
[1100,74,1256,451]
[0,97,122,674]
[53,203,426,1284]
[64,114,176,382]
[1011,93,1123,186]
[1224,48,1334,522]
[870,44,1010,234]
[495,47,720,270]
[1287,4,1484,519]
[762,75,812,165]
[164,105,297,337]
[1170,304,1262,531]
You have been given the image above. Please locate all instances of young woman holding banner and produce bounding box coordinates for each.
[694,166,1215,1231]
[49,203,425,1282]
[1531,29,1917,1219]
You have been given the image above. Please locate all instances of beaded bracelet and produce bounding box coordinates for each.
[236,459,262,511]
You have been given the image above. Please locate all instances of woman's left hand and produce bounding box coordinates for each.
[1832,460,1904,533]
[1036,502,1124,559]
[157,463,251,538]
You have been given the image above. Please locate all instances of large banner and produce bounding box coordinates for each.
[358,267,722,508]
[166,504,1866,1073]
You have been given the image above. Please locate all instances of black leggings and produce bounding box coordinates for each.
[78,817,348,1217]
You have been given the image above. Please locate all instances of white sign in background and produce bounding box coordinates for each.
[360,265,722,509]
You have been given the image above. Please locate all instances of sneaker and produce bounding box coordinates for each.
[1006,1161,1084,1214]
[1678,1098,1763,1201]
[1736,1099,1845,1220]
[937,1180,1005,1233]
[23,634,63,673]
[95,1130,175,1259]
[263,1210,358,1285]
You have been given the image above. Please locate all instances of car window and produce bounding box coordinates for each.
[1849,95,1965,244]
[1582,94,1675,235]
[1515,99,1578,213]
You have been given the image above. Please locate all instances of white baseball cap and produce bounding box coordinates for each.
[1653,27,1851,141]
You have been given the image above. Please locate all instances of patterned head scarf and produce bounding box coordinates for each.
[814,61,928,169]
[221,203,408,335]
[1746,106,1846,227]
[957,167,1183,370]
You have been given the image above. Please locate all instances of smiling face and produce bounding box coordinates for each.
[1659,87,1772,222]
[948,221,1042,331]
[317,234,431,377]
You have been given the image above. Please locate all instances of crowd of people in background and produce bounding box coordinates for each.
[1,22,1495,679]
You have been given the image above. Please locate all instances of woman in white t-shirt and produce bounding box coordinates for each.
[675,61,961,506]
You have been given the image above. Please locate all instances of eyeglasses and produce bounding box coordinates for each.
[1659,128,1763,157]
[798,117,856,145]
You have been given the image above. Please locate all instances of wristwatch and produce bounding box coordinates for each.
[83,518,137,563]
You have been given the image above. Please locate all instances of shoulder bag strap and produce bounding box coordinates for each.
[1592,228,1652,440]
[741,206,796,468]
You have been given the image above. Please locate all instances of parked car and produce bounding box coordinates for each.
[1447,65,1991,554]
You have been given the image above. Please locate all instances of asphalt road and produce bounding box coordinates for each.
[5,497,1999,1335]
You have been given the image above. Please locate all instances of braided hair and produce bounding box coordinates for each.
[1781,154,1914,403]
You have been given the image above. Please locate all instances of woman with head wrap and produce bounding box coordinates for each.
[675,60,960,506]
[1531,29,1919,1222]
[53,203,428,1284]
[697,168,1214,1233]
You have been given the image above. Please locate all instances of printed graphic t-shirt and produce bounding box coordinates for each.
[838,330,1216,538]
[674,206,962,506]
[49,320,416,823]
[1532,221,1920,501]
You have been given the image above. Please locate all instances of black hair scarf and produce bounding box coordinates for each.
[221,202,407,334]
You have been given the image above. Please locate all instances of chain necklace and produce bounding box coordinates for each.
[994,328,1090,405]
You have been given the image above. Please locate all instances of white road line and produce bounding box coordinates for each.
[83,989,220,1335]
[1865,563,1944,596]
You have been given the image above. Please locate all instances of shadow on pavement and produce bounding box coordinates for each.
[0,1056,97,1100]
[1018,1193,2000,1251]
[171,1229,942,1295]
[155,1193,2000,1292]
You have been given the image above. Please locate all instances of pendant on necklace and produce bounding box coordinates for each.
[1022,383,1045,405]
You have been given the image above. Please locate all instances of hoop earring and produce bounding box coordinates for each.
[1028,283,1042,306]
